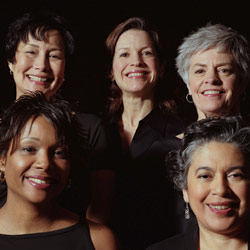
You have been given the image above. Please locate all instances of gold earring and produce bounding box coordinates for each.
[0,169,5,183]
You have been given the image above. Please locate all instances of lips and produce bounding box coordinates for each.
[201,89,225,96]
[207,202,236,215]
[27,75,53,85]
[126,70,148,78]
[26,176,55,190]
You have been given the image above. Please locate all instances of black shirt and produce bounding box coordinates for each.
[108,108,186,250]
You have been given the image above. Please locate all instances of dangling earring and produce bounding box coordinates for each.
[65,178,72,190]
[0,169,5,183]
[186,94,193,104]
[185,202,190,219]
[10,69,13,75]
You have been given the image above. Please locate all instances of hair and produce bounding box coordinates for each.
[167,115,250,190]
[5,11,75,64]
[176,23,250,85]
[105,16,175,115]
[0,91,80,166]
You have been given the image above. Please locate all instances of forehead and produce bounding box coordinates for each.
[190,141,244,169]
[18,29,65,50]
[190,48,235,66]
[115,29,154,49]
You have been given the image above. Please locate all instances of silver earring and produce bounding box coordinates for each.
[185,203,190,219]
[186,94,193,104]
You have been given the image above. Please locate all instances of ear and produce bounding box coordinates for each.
[8,61,14,73]
[182,189,189,203]
[186,83,192,95]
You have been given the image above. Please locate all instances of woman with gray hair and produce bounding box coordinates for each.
[147,115,250,249]
[176,23,250,121]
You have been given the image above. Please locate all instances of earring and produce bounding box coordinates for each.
[186,94,193,104]
[0,169,5,183]
[10,69,13,75]
[185,202,190,219]
[65,178,72,190]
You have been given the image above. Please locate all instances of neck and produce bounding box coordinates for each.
[0,197,71,235]
[199,225,248,250]
[197,106,241,121]
[122,95,154,126]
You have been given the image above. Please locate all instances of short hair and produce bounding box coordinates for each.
[0,91,80,165]
[105,17,174,114]
[176,23,250,84]
[167,115,250,190]
[6,11,75,64]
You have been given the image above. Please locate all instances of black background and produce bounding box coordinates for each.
[0,0,249,123]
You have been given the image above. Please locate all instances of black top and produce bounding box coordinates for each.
[0,112,115,216]
[146,223,250,250]
[0,221,95,250]
[108,108,186,250]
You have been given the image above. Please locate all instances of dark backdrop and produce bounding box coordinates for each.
[0,0,249,124]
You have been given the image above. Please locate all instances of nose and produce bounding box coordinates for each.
[205,70,221,85]
[130,53,144,67]
[34,54,50,72]
[34,151,51,171]
[211,175,228,196]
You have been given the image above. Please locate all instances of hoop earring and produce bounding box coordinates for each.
[186,94,193,104]
[185,202,190,220]
[0,169,5,183]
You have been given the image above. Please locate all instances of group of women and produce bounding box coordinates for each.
[0,9,249,250]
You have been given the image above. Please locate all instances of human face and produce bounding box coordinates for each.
[9,30,66,100]
[188,48,242,120]
[183,142,250,236]
[2,116,70,206]
[112,29,162,98]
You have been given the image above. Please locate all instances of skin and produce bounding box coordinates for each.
[112,29,162,99]
[187,48,244,120]
[8,30,66,100]
[112,29,163,146]
[183,142,250,249]
[7,28,114,225]
[0,116,120,249]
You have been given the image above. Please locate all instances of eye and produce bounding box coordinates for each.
[194,69,205,74]
[228,172,245,180]
[119,52,129,58]
[54,147,68,159]
[22,146,36,153]
[142,50,153,57]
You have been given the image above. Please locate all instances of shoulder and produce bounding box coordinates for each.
[88,220,120,250]
[74,112,102,128]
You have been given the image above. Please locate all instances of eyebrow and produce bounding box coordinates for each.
[191,62,233,68]
[195,165,246,174]
[20,137,40,142]
[24,43,64,52]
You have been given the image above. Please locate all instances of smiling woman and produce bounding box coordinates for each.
[0,92,119,250]
[147,115,250,250]
[104,17,186,250]
[176,23,250,121]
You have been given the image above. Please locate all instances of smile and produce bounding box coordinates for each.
[126,71,148,78]
[27,177,51,184]
[27,75,52,83]
[208,204,232,210]
[202,90,224,95]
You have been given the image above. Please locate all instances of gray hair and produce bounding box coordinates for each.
[175,23,250,85]
[167,115,250,190]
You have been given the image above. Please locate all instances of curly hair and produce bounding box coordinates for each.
[167,115,250,190]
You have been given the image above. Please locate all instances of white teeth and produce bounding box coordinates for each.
[128,72,144,77]
[209,205,231,210]
[28,177,48,184]
[28,75,48,82]
[203,90,220,95]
